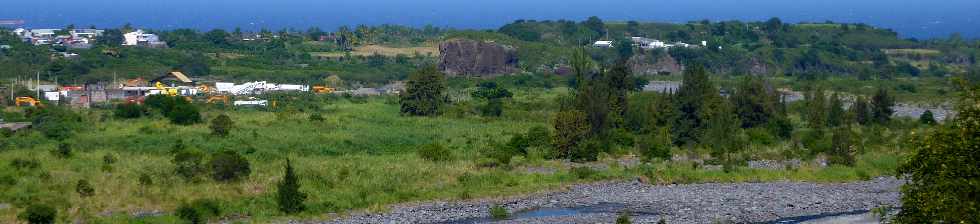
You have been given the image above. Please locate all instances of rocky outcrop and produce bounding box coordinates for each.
[629,54,683,76]
[439,39,519,77]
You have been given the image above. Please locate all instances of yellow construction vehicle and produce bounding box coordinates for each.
[15,97,42,107]
[313,86,335,94]
[155,81,179,96]
[206,95,230,105]
[197,84,212,94]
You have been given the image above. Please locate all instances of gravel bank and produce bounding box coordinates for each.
[312,177,902,224]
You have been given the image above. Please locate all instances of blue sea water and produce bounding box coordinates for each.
[1,0,978,39]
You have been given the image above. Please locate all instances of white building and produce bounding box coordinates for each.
[631,37,666,49]
[593,40,614,48]
[30,29,59,38]
[13,28,30,38]
[123,30,163,46]
[70,29,104,39]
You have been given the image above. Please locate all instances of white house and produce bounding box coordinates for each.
[123,30,163,46]
[593,40,614,48]
[632,37,667,49]
[70,29,103,39]
[30,29,59,38]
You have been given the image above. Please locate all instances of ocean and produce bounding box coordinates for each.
[2,0,978,39]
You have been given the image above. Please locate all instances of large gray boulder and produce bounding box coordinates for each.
[439,39,519,77]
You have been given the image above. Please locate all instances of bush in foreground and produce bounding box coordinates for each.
[76,179,95,197]
[209,150,251,182]
[896,82,980,223]
[18,204,56,224]
[417,143,452,162]
[209,114,234,137]
[176,199,222,224]
[489,205,509,220]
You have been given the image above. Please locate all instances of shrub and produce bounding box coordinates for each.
[485,143,519,165]
[138,173,153,186]
[570,138,602,162]
[617,211,632,224]
[10,158,41,170]
[416,143,452,162]
[30,107,82,140]
[766,116,794,139]
[168,102,202,125]
[18,204,56,224]
[103,153,117,165]
[489,205,509,220]
[524,126,551,149]
[209,150,251,182]
[114,103,146,119]
[919,110,936,125]
[308,113,325,122]
[54,142,72,158]
[277,159,307,214]
[144,94,176,114]
[209,114,234,137]
[76,179,95,197]
[173,149,206,181]
[746,127,777,146]
[639,128,672,162]
[897,83,980,222]
[828,128,855,166]
[570,167,598,179]
[552,110,590,159]
[176,199,222,224]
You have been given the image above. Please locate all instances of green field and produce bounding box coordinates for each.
[0,86,923,223]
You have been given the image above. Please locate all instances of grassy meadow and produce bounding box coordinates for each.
[0,87,920,223]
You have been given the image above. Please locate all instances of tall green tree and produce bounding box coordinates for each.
[582,16,606,39]
[897,82,980,222]
[731,76,779,128]
[804,87,827,128]
[827,93,846,127]
[400,65,446,116]
[703,102,742,160]
[277,159,307,214]
[672,64,721,145]
[870,87,895,124]
[850,96,872,125]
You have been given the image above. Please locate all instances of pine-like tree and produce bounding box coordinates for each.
[850,96,872,125]
[732,76,779,128]
[277,159,307,214]
[805,87,827,128]
[827,93,846,127]
[870,87,895,124]
[672,64,721,145]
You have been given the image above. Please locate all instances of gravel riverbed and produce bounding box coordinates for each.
[311,177,902,224]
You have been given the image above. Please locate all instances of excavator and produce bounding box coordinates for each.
[154,81,179,96]
[312,86,335,94]
[15,97,42,107]
[206,95,231,105]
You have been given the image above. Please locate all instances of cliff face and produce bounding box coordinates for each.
[629,54,683,76]
[439,39,519,77]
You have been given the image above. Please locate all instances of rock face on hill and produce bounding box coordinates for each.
[439,39,519,77]
[629,54,683,76]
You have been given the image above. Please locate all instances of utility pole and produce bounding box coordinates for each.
[36,71,40,99]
